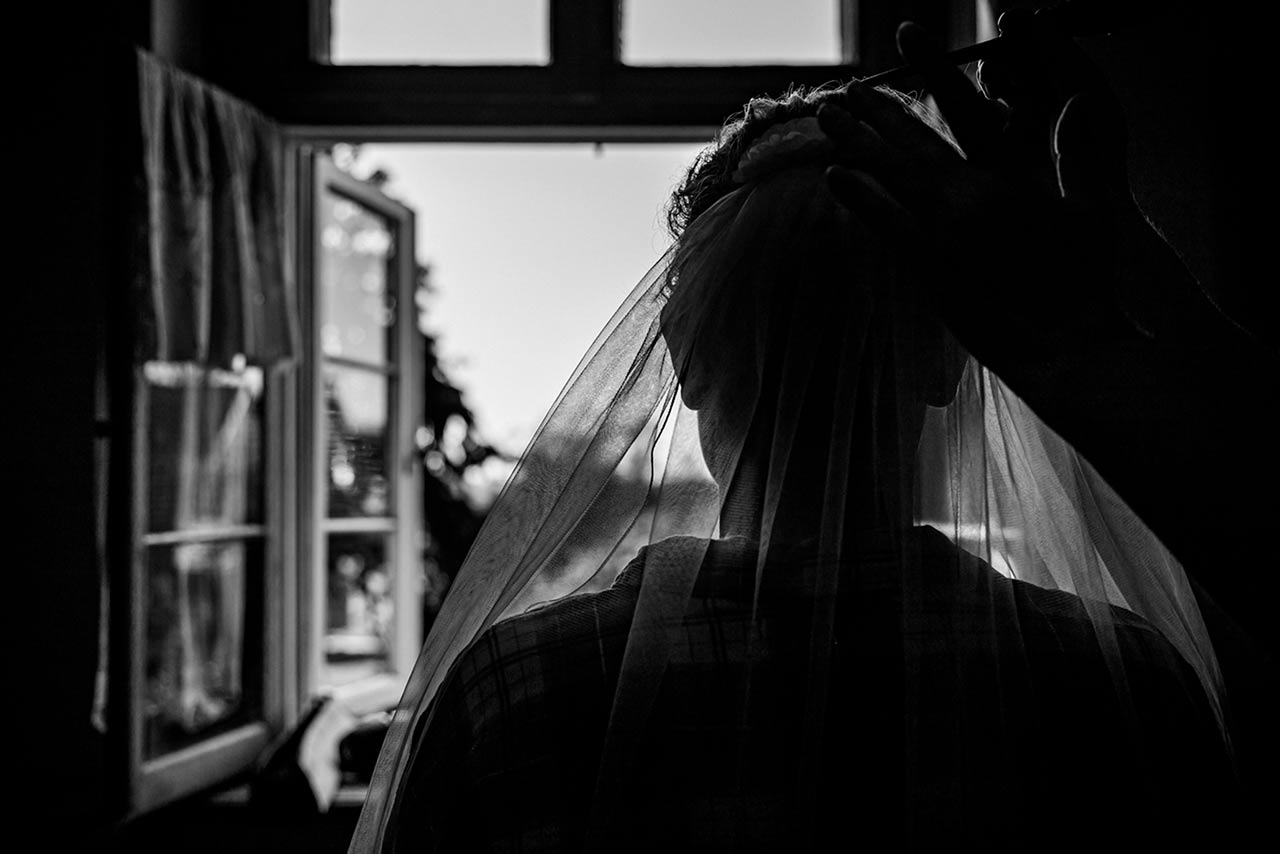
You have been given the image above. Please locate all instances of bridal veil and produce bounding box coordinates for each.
[350,91,1232,852]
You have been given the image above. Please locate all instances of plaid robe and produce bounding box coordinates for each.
[392,529,1233,852]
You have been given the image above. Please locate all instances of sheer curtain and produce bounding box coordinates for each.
[136,47,296,370]
[128,50,294,750]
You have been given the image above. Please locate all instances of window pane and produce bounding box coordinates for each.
[324,533,393,685]
[145,539,264,759]
[325,365,392,518]
[146,362,265,534]
[622,0,842,65]
[331,0,550,65]
[320,190,396,367]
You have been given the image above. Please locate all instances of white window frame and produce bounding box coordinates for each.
[297,153,425,714]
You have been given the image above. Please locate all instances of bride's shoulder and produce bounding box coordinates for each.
[913,524,1193,668]
[476,535,717,641]
[477,534,740,641]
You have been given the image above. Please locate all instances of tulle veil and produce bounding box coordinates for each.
[349,117,1231,852]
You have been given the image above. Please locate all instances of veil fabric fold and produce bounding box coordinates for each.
[351,158,1231,852]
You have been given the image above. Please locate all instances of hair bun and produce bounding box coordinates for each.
[731,117,835,184]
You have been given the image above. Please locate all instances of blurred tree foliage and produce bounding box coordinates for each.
[414,258,508,635]
[343,148,509,636]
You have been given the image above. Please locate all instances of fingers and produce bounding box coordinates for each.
[975,9,1031,102]
[996,8,1032,37]
[835,82,958,169]
[819,102,946,208]
[896,21,1002,163]
[818,106,900,177]
[1054,92,1129,207]
[838,83,935,151]
[979,9,1109,119]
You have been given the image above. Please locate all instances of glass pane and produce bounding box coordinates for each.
[146,362,265,534]
[324,533,393,685]
[331,0,550,65]
[144,539,264,759]
[325,365,393,518]
[622,0,842,65]
[320,190,395,366]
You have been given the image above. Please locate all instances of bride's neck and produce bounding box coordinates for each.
[719,409,915,546]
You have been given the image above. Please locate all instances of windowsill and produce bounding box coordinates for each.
[136,721,272,814]
[325,671,406,717]
[209,782,369,810]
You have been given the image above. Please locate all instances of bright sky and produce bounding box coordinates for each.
[351,143,703,453]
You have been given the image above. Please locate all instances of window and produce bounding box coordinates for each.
[232,0,891,131]
[303,158,424,707]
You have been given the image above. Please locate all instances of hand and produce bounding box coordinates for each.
[972,8,1118,191]
[817,14,1143,381]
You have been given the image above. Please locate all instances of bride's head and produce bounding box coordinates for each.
[658,84,965,534]
[666,83,851,240]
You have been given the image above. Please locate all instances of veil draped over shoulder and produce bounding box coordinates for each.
[351,104,1233,852]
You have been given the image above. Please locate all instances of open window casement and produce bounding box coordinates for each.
[300,155,424,717]
[125,48,295,813]
[121,50,424,815]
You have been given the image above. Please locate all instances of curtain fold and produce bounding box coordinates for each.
[136,49,296,368]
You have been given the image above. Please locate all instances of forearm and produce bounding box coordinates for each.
[1000,214,1276,631]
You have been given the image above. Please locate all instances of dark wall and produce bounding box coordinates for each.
[22,4,138,849]
[1060,2,1278,822]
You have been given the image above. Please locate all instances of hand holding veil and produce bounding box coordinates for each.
[351,87,1233,853]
